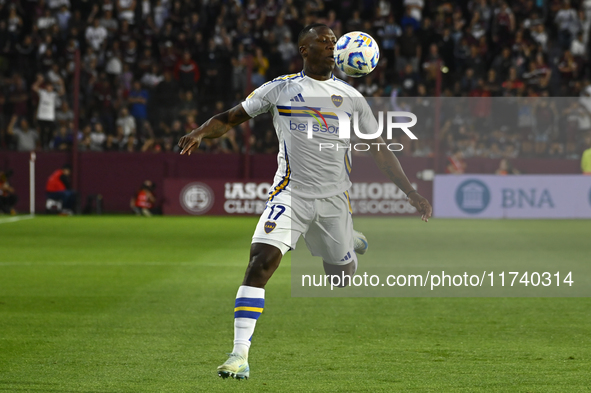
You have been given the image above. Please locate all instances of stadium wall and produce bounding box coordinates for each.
[0,152,581,214]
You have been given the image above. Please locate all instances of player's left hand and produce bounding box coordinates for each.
[408,193,432,222]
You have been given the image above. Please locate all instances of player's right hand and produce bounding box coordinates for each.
[178,131,203,156]
[408,193,432,222]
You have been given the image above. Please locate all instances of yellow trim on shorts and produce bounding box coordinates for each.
[344,191,353,214]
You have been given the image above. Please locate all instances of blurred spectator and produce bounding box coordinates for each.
[404,0,424,22]
[117,0,137,25]
[137,48,155,74]
[56,5,71,33]
[491,47,514,82]
[502,67,525,96]
[140,0,152,21]
[252,47,269,87]
[496,159,520,175]
[531,22,549,51]
[446,150,467,174]
[153,70,180,126]
[118,20,136,48]
[131,180,157,216]
[401,7,420,31]
[153,0,169,30]
[557,50,578,90]
[422,43,443,84]
[346,10,363,32]
[51,125,73,151]
[8,74,29,118]
[47,64,66,89]
[32,74,62,149]
[7,115,39,152]
[358,74,379,97]
[273,16,291,43]
[100,10,118,37]
[220,129,241,153]
[78,125,92,151]
[377,14,401,67]
[277,34,297,68]
[128,80,148,127]
[174,51,200,92]
[93,72,115,133]
[120,63,134,92]
[397,25,421,72]
[231,57,247,95]
[7,7,24,45]
[105,42,123,77]
[46,164,77,214]
[399,64,420,95]
[15,36,36,80]
[56,101,74,127]
[114,107,136,151]
[141,64,164,88]
[162,120,183,152]
[160,40,178,72]
[0,169,18,215]
[143,119,182,153]
[47,0,70,11]
[252,129,278,154]
[90,123,107,151]
[183,115,198,134]
[123,40,139,67]
[85,18,107,51]
[570,32,586,58]
[177,90,198,120]
[555,0,579,49]
[494,2,515,45]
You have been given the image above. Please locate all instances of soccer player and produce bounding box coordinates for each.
[178,23,432,380]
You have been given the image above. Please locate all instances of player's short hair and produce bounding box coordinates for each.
[298,23,329,46]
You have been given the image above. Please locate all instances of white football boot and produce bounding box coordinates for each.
[217,353,250,380]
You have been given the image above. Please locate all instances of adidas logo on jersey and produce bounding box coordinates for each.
[340,251,352,262]
[290,93,305,102]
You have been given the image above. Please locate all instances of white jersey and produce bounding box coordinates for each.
[242,71,378,200]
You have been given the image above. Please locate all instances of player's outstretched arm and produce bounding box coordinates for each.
[178,104,251,155]
[369,137,432,222]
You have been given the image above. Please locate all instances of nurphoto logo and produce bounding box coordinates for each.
[303,110,418,152]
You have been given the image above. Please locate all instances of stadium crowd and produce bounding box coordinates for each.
[1,0,591,160]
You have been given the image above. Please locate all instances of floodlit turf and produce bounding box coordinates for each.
[0,216,590,392]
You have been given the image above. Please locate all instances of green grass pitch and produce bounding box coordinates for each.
[0,216,590,392]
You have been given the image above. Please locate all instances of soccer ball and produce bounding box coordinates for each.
[334,32,380,78]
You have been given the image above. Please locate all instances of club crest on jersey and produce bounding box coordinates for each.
[331,95,343,107]
[264,221,276,234]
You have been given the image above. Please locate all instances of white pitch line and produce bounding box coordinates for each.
[0,215,35,224]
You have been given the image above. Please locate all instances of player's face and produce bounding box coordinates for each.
[301,27,336,74]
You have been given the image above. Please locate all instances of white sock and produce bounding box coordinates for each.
[232,285,265,359]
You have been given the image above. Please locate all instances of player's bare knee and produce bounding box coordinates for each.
[243,243,283,286]
[248,252,275,275]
